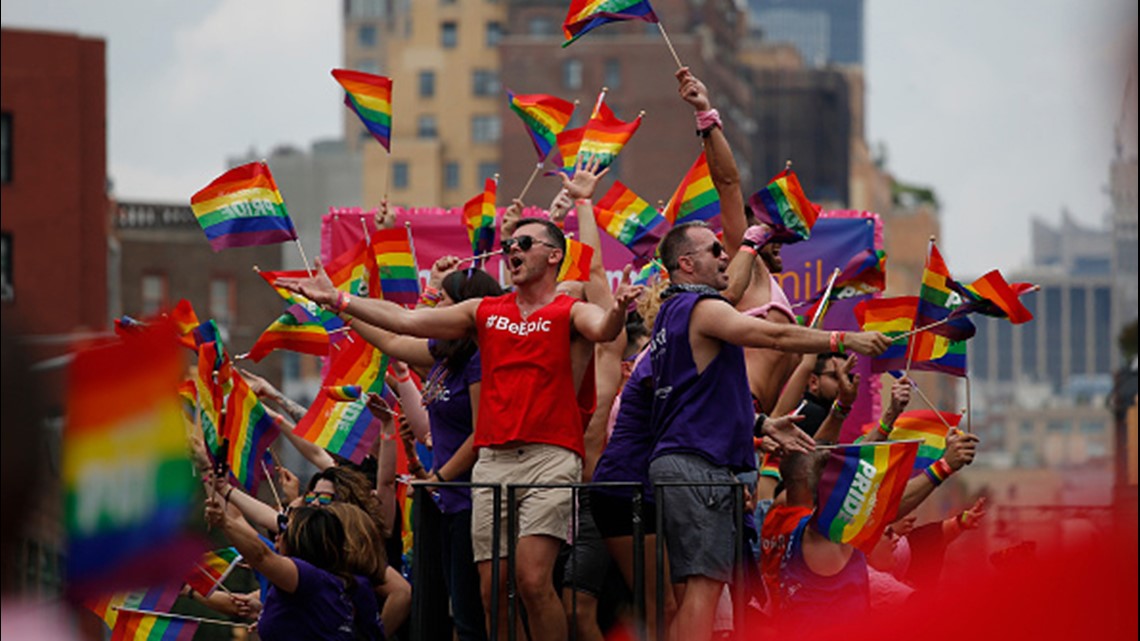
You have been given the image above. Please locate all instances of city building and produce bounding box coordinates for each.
[745,0,864,67]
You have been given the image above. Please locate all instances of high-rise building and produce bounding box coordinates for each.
[746,0,864,67]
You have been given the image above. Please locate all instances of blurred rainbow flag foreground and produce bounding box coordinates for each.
[814,440,919,554]
[63,324,204,600]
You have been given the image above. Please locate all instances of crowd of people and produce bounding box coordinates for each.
[167,68,986,641]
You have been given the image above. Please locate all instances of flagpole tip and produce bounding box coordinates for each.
[929,235,936,242]
[785,159,793,170]
[602,86,610,93]
[638,110,646,117]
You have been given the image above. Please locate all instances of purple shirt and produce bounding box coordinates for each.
[424,342,481,513]
[258,558,381,641]
[779,516,869,622]
[592,354,654,500]
[649,290,756,472]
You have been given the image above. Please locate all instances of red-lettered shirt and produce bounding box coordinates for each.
[475,292,584,457]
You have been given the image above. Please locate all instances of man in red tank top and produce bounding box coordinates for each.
[279,218,642,641]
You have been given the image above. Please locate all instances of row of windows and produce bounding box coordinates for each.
[391,161,499,191]
[561,59,623,91]
[409,114,500,142]
[416,69,500,98]
[140,273,235,326]
[413,59,625,99]
[440,20,502,49]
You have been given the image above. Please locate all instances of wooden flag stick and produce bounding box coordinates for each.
[965,375,972,433]
[809,267,842,328]
[814,438,924,451]
[457,249,505,265]
[891,316,956,342]
[905,377,957,433]
[517,163,544,203]
[294,239,315,277]
[194,563,236,597]
[261,458,283,511]
[112,606,250,628]
[656,22,685,69]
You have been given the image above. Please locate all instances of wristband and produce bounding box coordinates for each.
[831,400,851,418]
[837,331,847,355]
[923,458,954,486]
[739,244,758,257]
[224,486,234,502]
[332,290,351,314]
[435,469,448,483]
[876,420,893,438]
[575,198,591,206]
[419,286,443,308]
[379,432,399,441]
[959,511,970,528]
[829,331,839,352]
[695,108,722,137]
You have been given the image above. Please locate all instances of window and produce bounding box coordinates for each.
[563,59,583,90]
[209,276,235,328]
[486,21,503,47]
[441,21,458,48]
[1,113,10,184]
[1094,286,1112,373]
[393,162,409,189]
[357,59,380,75]
[445,162,460,190]
[1,232,11,302]
[419,70,436,98]
[141,273,167,315]
[473,69,499,97]
[604,59,622,89]
[528,16,555,35]
[1046,420,1068,434]
[358,25,377,47]
[417,114,438,139]
[471,115,501,143]
[1070,287,1087,375]
[477,162,499,185]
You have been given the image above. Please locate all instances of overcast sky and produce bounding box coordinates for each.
[3,0,1136,275]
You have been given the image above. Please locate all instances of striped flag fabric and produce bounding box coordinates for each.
[916,242,975,341]
[293,333,389,463]
[797,248,887,325]
[87,584,197,640]
[110,609,198,641]
[190,161,297,252]
[325,385,364,402]
[63,326,203,598]
[369,227,420,306]
[854,296,968,377]
[950,270,1035,324]
[594,180,667,257]
[183,547,242,597]
[557,237,595,282]
[463,178,498,258]
[814,440,919,553]
[324,235,378,299]
[507,90,576,160]
[247,303,343,363]
[575,97,642,173]
[554,127,586,176]
[562,0,659,47]
[747,168,820,243]
[633,259,666,286]
[220,371,280,491]
[332,68,393,151]
[889,409,961,472]
[663,151,720,225]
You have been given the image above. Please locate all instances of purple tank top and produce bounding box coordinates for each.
[649,290,756,471]
[779,516,869,622]
[424,341,481,513]
[592,354,654,500]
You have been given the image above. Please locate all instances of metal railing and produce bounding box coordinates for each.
[408,479,749,641]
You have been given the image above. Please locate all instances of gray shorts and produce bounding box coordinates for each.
[563,492,610,597]
[649,453,739,584]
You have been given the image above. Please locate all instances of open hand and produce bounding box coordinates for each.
[613,265,645,311]
[275,261,339,308]
[761,413,814,454]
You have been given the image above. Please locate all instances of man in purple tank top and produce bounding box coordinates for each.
[648,222,891,641]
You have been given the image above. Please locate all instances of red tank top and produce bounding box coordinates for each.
[475,292,584,457]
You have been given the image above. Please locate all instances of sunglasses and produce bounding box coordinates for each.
[501,235,559,253]
[682,240,724,260]
[303,491,335,506]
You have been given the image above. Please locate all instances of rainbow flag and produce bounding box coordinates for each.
[166,299,200,350]
[370,227,420,306]
[562,0,659,47]
[815,440,919,554]
[325,234,378,298]
[889,409,961,473]
[63,327,203,599]
[596,180,668,257]
[332,68,393,151]
[759,452,781,480]
[797,249,887,325]
[633,259,666,286]
[950,270,1035,324]
[557,237,595,282]
[747,168,820,243]
[508,90,576,160]
[663,151,720,225]
[247,303,342,363]
[554,127,586,176]
[325,385,364,402]
[854,297,968,377]
[916,242,975,341]
[906,331,968,377]
[193,342,225,457]
[463,178,498,258]
[220,371,280,491]
[576,98,642,173]
[184,547,242,597]
[190,161,297,252]
[86,584,183,635]
[110,609,199,641]
[293,333,389,463]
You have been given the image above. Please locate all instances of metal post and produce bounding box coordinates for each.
[654,483,666,641]
[732,483,746,639]
[631,487,646,637]
[490,484,502,641]
[507,485,518,641]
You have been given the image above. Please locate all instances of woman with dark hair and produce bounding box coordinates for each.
[204,499,382,640]
[351,257,502,641]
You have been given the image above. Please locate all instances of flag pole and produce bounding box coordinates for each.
[457,249,505,265]
[261,458,283,512]
[891,316,955,341]
[517,163,544,203]
[294,239,315,278]
[194,562,237,597]
[656,22,685,69]
[112,606,250,628]
[814,438,924,451]
[965,375,972,433]
[903,376,957,433]
[809,267,842,328]
[404,221,421,296]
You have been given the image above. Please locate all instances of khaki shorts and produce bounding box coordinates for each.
[470,443,582,563]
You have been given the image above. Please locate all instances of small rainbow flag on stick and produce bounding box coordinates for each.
[663,151,720,225]
[190,162,297,252]
[64,326,203,599]
[916,241,975,341]
[854,297,968,377]
[463,178,498,258]
[950,270,1035,324]
[508,91,576,161]
[220,371,280,491]
[889,410,961,473]
[370,227,420,306]
[325,385,364,402]
[554,127,586,176]
[747,168,820,243]
[576,96,642,173]
[595,180,668,257]
[110,608,199,641]
[332,68,393,151]
[557,237,595,282]
[86,585,181,634]
[184,547,242,597]
[562,0,659,47]
[247,303,342,363]
[815,440,919,553]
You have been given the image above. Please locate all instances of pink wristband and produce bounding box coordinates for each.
[696,109,722,132]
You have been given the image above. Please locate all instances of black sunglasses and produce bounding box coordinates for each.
[683,240,724,260]
[502,235,559,253]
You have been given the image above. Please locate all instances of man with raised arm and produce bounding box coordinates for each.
[278,219,642,641]
[647,221,890,641]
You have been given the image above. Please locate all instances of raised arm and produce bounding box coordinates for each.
[862,375,912,443]
[772,354,816,417]
[388,361,430,442]
[693,297,890,355]
[895,429,979,519]
[677,66,745,254]
[205,495,299,593]
[369,393,399,540]
[269,407,337,471]
[560,156,615,308]
[813,355,858,444]
[276,265,479,341]
[570,265,643,343]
